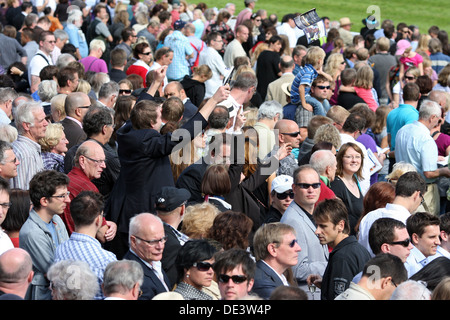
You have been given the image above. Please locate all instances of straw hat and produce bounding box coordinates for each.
[339,17,353,27]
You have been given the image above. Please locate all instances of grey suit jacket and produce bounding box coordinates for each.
[280,201,329,283]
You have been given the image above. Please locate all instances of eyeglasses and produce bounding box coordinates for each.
[276,191,294,200]
[387,238,411,247]
[83,155,106,165]
[405,75,416,80]
[218,274,248,284]
[420,193,425,205]
[391,279,398,288]
[343,155,362,160]
[119,89,132,94]
[281,131,300,137]
[340,61,346,65]
[133,235,168,246]
[255,19,261,22]
[213,38,223,42]
[0,202,12,210]
[3,157,17,164]
[288,239,299,248]
[192,261,214,271]
[316,85,330,90]
[295,183,321,189]
[141,51,152,55]
[78,105,91,109]
[49,191,70,199]
[46,40,56,44]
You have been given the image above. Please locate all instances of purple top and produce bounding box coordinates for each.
[79,56,108,73]
[435,132,450,157]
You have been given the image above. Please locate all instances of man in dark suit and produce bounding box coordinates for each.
[252,222,302,299]
[60,92,90,149]
[109,48,128,83]
[155,186,191,286]
[123,213,171,300]
[0,248,34,300]
[163,81,198,121]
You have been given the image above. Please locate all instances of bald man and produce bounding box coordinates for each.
[0,248,34,300]
[275,119,301,177]
[61,92,91,149]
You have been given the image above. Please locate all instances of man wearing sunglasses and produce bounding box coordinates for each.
[280,165,329,297]
[275,119,302,177]
[358,171,427,256]
[266,175,294,223]
[213,248,255,300]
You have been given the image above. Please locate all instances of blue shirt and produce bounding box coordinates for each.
[54,232,117,299]
[395,121,438,183]
[386,103,419,150]
[430,52,450,75]
[164,30,194,81]
[64,23,89,59]
[290,64,318,104]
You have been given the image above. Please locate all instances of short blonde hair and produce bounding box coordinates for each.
[304,46,326,67]
[39,123,65,152]
[181,203,219,239]
[75,79,92,95]
[89,39,106,52]
[50,94,67,120]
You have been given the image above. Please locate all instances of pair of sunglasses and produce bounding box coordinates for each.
[295,183,321,189]
[119,89,132,94]
[276,191,294,200]
[388,238,411,247]
[192,261,214,271]
[218,274,248,284]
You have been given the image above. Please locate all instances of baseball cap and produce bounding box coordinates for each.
[271,175,294,193]
[155,186,191,212]
[395,39,412,56]
[173,19,186,31]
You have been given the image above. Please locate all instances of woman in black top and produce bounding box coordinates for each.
[256,35,283,100]
[330,142,364,236]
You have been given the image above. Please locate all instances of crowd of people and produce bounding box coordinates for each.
[0,0,450,302]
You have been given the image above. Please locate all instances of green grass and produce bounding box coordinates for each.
[199,0,450,34]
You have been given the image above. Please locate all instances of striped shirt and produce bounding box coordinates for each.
[42,152,65,173]
[11,135,44,190]
[290,64,318,104]
[54,232,117,299]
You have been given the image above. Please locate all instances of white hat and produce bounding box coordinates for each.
[271,175,294,193]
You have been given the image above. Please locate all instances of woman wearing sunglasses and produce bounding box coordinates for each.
[330,142,364,236]
[173,239,219,300]
[266,175,294,223]
[126,42,154,87]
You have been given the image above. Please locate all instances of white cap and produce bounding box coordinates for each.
[271,175,294,193]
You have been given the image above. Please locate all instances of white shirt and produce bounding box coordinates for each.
[261,260,289,286]
[358,203,411,256]
[0,229,14,255]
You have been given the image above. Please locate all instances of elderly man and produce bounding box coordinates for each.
[395,100,450,216]
[280,165,329,298]
[266,55,295,106]
[11,101,48,190]
[252,222,301,299]
[0,142,20,181]
[0,248,34,300]
[54,190,117,299]
[97,82,120,109]
[123,213,171,300]
[254,101,284,160]
[28,31,56,94]
[155,186,191,286]
[103,260,144,300]
[0,88,18,125]
[309,149,337,204]
[19,170,70,300]
[63,140,116,244]
[213,248,256,300]
[338,17,354,46]
[60,92,90,150]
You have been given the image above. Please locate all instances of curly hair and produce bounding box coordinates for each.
[206,211,253,250]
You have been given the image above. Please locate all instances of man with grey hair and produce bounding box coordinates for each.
[0,88,19,125]
[103,260,144,300]
[254,100,283,159]
[396,99,450,216]
[123,213,171,300]
[60,92,90,149]
[11,101,48,189]
[390,280,431,300]
[309,149,337,202]
[97,81,120,109]
[266,55,295,106]
[0,141,20,180]
[52,29,69,64]
[137,20,160,53]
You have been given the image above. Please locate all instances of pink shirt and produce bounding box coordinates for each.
[400,52,423,71]
[354,87,378,112]
[80,56,108,73]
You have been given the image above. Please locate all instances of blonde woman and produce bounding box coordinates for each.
[325,52,347,105]
[39,122,69,172]
[50,94,67,122]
